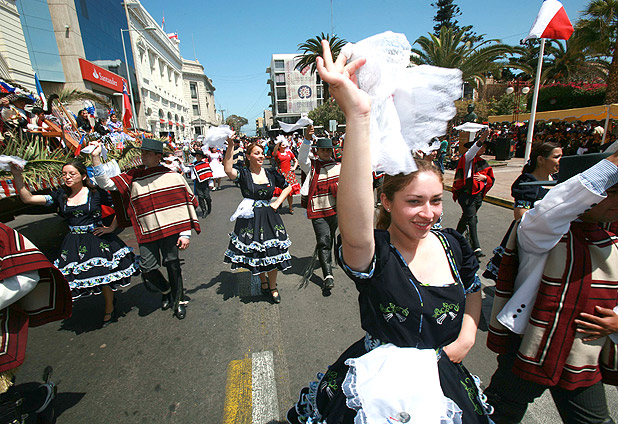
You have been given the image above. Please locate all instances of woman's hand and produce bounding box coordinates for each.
[442,337,475,363]
[89,141,102,157]
[270,202,280,212]
[316,40,370,118]
[473,174,487,182]
[93,225,114,236]
[9,162,23,176]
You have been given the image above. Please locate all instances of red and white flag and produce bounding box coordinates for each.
[524,0,574,41]
[122,80,132,128]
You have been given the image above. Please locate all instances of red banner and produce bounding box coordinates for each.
[79,58,125,92]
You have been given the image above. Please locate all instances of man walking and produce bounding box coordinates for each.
[298,126,341,291]
[89,139,200,319]
[190,150,213,218]
[453,129,494,257]
[486,151,618,423]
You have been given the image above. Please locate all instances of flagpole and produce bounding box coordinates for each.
[524,38,546,163]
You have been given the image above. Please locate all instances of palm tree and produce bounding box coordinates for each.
[571,0,618,103]
[295,33,347,99]
[52,88,110,109]
[542,40,609,83]
[411,27,518,91]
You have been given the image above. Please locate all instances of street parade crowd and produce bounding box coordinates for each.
[2,36,618,424]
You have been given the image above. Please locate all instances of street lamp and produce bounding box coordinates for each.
[120,26,156,129]
[506,79,531,124]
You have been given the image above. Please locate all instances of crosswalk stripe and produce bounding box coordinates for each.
[222,355,252,424]
[252,350,279,423]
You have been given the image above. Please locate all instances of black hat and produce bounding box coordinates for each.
[519,152,611,187]
[140,138,164,154]
[312,138,335,149]
[7,93,34,105]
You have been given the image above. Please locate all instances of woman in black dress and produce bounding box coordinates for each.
[288,41,490,424]
[10,160,138,327]
[511,142,562,220]
[223,140,293,303]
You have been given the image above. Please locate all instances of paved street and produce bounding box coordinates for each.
[6,168,618,424]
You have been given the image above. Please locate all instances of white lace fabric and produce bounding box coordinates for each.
[204,125,234,150]
[341,31,462,175]
[342,344,462,424]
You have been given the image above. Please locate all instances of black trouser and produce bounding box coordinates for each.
[194,181,212,215]
[311,215,338,278]
[485,336,614,424]
[456,192,483,250]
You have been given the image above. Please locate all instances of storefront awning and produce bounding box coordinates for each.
[488,104,618,123]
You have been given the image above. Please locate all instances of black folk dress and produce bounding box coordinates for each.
[224,167,292,274]
[48,188,138,299]
[288,229,491,424]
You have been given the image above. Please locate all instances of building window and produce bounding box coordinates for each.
[194,126,202,135]
[79,0,89,19]
[275,87,286,99]
[190,82,198,99]
[274,60,284,70]
[277,101,287,114]
[317,86,323,99]
[275,73,286,86]
[193,105,200,116]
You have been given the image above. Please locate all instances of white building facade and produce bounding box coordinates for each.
[266,54,323,131]
[124,0,190,139]
[182,58,219,137]
[0,0,35,91]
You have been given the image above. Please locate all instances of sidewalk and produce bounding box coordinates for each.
[444,156,526,209]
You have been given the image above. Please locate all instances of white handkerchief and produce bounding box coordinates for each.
[0,155,27,172]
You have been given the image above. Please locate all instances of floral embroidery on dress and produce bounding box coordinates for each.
[380,302,410,323]
[78,245,87,259]
[433,302,460,324]
[99,242,110,252]
[319,370,339,400]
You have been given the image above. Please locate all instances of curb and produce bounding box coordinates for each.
[444,185,514,210]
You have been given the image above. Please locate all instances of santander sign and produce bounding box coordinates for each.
[79,58,125,92]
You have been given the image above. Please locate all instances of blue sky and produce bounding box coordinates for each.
[141,0,590,135]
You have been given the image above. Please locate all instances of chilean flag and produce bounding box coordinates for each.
[35,74,47,110]
[524,0,574,41]
[122,80,132,128]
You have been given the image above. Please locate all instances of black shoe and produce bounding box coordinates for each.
[261,281,270,296]
[161,292,172,310]
[270,288,281,304]
[173,304,186,320]
[474,248,486,258]
[323,275,334,290]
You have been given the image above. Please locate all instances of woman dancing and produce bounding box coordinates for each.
[223,140,293,303]
[273,139,300,214]
[288,41,491,423]
[208,147,225,190]
[10,161,138,327]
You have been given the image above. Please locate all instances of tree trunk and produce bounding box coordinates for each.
[604,36,618,104]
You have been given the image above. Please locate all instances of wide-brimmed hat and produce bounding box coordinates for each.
[7,93,34,105]
[140,138,164,153]
[312,138,336,149]
[519,152,611,187]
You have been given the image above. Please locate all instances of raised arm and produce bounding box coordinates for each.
[89,141,118,191]
[9,163,48,205]
[223,137,238,180]
[316,40,373,272]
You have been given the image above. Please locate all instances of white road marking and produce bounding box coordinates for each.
[252,350,279,423]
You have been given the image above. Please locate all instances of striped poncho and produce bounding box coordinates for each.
[111,166,201,244]
[488,220,618,389]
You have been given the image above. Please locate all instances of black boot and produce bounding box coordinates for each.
[206,198,212,215]
[142,269,172,310]
[166,260,186,320]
